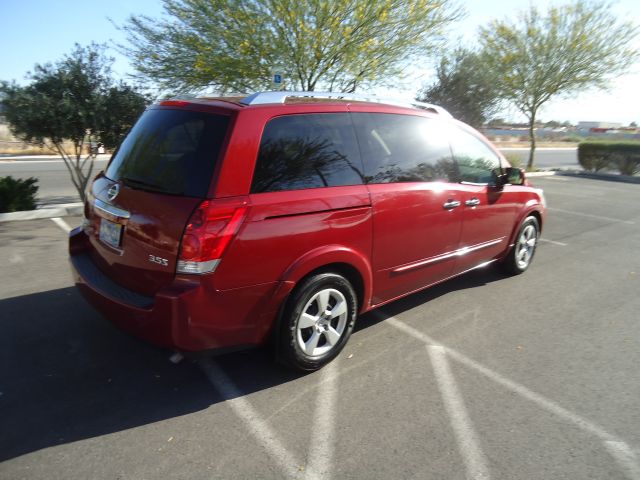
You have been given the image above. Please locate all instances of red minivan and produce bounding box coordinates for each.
[69,92,546,370]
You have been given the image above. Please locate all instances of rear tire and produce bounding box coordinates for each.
[501,216,539,275]
[278,273,357,371]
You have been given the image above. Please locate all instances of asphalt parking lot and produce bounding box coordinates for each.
[1,175,639,480]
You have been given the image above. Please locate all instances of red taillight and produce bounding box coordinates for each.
[177,199,248,274]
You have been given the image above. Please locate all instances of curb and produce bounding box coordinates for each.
[525,171,558,177]
[0,154,111,162]
[557,171,640,185]
[526,170,640,184]
[0,203,83,223]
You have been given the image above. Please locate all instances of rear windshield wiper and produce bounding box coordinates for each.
[120,177,182,195]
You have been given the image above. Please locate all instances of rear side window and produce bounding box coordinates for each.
[106,109,229,197]
[448,126,501,184]
[351,113,456,184]
[251,113,364,193]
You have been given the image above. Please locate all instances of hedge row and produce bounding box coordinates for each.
[0,176,39,213]
[578,142,640,175]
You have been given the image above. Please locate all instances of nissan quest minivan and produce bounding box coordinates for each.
[69,91,546,371]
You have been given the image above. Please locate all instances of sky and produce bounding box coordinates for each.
[0,0,638,124]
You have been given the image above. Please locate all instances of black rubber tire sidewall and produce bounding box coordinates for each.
[278,273,357,372]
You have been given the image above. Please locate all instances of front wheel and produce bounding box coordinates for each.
[278,273,357,371]
[501,216,540,275]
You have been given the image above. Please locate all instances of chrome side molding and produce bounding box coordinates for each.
[393,238,505,274]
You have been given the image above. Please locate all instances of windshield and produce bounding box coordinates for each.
[105,108,230,197]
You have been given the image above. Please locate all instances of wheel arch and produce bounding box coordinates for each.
[267,245,372,361]
[508,205,544,248]
[276,245,372,314]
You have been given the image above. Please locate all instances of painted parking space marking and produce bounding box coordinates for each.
[428,346,490,480]
[198,357,304,479]
[548,207,635,225]
[382,314,640,480]
[305,359,339,480]
[539,238,568,247]
[51,217,72,233]
[605,442,640,480]
[198,355,341,480]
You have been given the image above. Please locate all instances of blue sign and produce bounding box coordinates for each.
[273,74,282,84]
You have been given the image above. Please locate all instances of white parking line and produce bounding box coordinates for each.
[604,441,640,480]
[198,357,303,479]
[383,315,640,480]
[305,359,339,480]
[50,217,71,233]
[539,238,568,247]
[9,252,24,264]
[428,346,491,480]
[548,207,635,225]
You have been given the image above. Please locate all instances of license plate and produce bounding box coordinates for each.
[99,219,123,249]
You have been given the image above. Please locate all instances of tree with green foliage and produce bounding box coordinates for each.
[416,48,500,128]
[0,44,150,201]
[121,0,462,94]
[479,1,639,169]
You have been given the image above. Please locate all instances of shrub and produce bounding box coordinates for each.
[612,153,640,176]
[578,142,640,174]
[0,176,39,213]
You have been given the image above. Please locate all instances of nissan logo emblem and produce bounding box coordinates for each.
[107,184,120,202]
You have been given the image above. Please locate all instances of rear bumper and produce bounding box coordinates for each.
[69,227,280,351]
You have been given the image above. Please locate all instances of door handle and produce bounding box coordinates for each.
[465,198,481,207]
[443,199,461,210]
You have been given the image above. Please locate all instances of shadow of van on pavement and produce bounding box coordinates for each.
[0,265,506,462]
[0,287,298,462]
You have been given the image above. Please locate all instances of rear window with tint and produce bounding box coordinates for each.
[105,108,229,197]
[251,113,364,193]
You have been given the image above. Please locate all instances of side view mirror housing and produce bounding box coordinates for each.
[505,167,526,186]
[490,167,526,189]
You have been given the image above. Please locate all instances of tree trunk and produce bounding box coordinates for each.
[527,110,537,170]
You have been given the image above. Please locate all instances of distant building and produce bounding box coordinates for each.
[577,121,622,130]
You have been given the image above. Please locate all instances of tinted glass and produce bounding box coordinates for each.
[106,109,229,197]
[351,113,456,184]
[251,113,364,193]
[448,126,501,184]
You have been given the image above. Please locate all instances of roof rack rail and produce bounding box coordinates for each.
[239,91,452,118]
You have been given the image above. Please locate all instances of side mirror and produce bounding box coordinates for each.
[490,169,508,189]
[504,167,526,186]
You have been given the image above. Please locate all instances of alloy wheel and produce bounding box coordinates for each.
[296,288,348,357]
